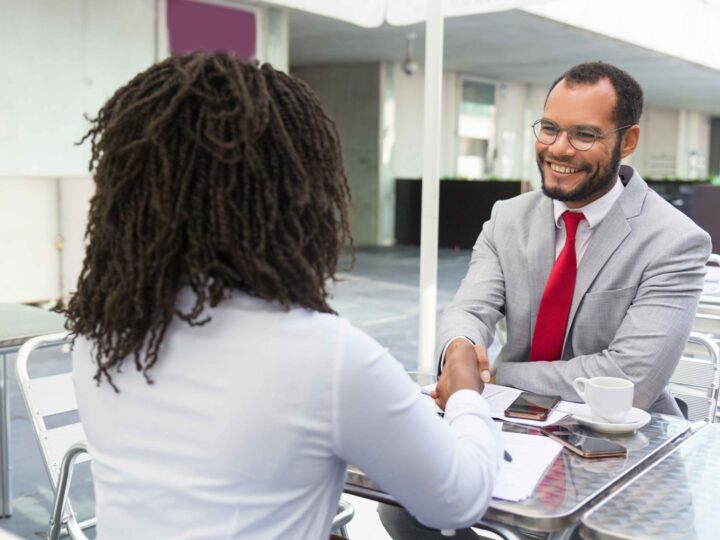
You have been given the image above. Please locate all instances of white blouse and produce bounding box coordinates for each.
[73,290,501,540]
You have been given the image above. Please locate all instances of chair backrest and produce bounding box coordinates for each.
[669,333,720,423]
[694,311,720,334]
[702,253,720,299]
[690,259,720,422]
[698,254,720,314]
[15,332,89,529]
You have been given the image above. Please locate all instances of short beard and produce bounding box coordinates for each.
[539,138,622,203]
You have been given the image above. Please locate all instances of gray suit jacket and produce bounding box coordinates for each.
[437,166,712,415]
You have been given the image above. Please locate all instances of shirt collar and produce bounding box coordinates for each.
[552,177,624,230]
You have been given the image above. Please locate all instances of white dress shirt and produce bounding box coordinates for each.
[441,178,624,364]
[552,177,624,263]
[73,290,502,540]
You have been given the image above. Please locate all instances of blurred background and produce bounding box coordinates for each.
[2,2,720,537]
[2,0,720,307]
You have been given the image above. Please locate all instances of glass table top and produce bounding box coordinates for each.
[346,414,691,533]
[580,423,720,540]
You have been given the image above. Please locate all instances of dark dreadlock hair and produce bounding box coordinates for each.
[64,52,353,389]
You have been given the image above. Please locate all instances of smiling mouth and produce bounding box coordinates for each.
[548,162,581,175]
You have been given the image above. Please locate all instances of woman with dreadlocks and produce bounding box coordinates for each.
[66,52,500,539]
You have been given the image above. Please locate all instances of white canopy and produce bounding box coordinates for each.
[257,0,547,28]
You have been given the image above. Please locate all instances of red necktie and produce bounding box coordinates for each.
[530,211,585,361]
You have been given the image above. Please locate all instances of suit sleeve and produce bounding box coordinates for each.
[435,201,507,373]
[496,227,711,410]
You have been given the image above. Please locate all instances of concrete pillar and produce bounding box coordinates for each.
[292,63,383,246]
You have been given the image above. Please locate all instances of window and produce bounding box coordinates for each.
[457,78,496,179]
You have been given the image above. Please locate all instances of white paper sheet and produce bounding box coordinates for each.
[492,432,563,502]
[420,384,566,501]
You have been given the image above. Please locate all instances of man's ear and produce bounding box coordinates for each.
[620,125,640,159]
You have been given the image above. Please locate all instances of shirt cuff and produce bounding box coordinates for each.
[444,389,490,421]
[438,336,476,375]
[445,389,504,468]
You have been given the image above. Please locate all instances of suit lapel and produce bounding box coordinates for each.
[566,205,631,330]
[562,166,647,356]
[527,198,556,342]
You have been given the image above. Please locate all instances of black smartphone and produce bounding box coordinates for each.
[541,424,627,459]
[504,392,561,421]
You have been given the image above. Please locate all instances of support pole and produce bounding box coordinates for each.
[417,0,444,373]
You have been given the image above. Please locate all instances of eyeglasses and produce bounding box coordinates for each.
[532,119,631,151]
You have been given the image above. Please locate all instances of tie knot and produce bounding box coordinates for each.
[562,211,585,239]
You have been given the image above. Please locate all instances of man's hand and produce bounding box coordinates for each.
[431,338,490,410]
[447,338,491,382]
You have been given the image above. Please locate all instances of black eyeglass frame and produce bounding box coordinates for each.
[531,119,632,151]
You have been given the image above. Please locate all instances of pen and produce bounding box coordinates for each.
[503,450,513,463]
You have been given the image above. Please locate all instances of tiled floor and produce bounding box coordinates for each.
[0,246,502,539]
[331,246,476,371]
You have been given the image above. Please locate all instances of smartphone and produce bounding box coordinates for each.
[541,424,627,459]
[504,392,561,421]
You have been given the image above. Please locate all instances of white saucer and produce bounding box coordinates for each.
[567,404,651,434]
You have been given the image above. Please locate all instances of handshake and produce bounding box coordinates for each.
[431,338,493,410]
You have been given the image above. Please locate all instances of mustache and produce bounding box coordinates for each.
[537,152,589,171]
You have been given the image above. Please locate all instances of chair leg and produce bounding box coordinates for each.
[331,500,354,537]
[675,397,689,419]
[48,443,88,540]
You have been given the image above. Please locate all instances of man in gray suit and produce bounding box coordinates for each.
[433,61,711,417]
[381,61,711,539]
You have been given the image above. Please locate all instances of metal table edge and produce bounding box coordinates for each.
[344,417,692,534]
[0,330,70,351]
[0,334,63,351]
[577,525,634,540]
[482,419,692,532]
[343,484,397,506]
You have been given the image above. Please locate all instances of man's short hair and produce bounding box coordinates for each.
[546,61,644,128]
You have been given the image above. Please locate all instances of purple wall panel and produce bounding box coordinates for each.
[167,0,256,59]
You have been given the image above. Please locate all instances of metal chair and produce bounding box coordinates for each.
[48,448,355,540]
[689,256,720,421]
[701,253,720,300]
[332,499,354,538]
[15,332,92,540]
[49,443,90,540]
[669,332,720,423]
[696,253,720,319]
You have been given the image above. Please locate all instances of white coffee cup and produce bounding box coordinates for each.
[572,376,634,423]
